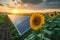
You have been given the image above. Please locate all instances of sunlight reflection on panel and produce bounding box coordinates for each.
[8,15,30,35]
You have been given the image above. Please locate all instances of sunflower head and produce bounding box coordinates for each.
[42,13,46,16]
[40,13,46,16]
[54,11,59,16]
[30,14,45,30]
[49,13,55,18]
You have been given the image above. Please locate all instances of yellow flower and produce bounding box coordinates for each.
[55,13,59,16]
[30,14,45,30]
[42,13,46,16]
[40,13,46,16]
[54,12,59,16]
[49,13,55,18]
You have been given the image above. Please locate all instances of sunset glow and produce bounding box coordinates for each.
[12,9,19,13]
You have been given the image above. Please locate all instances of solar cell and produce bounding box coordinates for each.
[8,15,30,35]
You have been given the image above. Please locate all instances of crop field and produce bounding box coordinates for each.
[0,12,60,40]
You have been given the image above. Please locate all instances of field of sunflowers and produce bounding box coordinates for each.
[0,12,60,40]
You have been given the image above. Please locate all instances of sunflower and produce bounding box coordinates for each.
[40,13,46,16]
[49,13,55,18]
[30,14,45,30]
[54,11,59,16]
[42,13,46,16]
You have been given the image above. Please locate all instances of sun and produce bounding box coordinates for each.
[12,9,18,13]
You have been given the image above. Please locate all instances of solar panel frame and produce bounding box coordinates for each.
[8,15,30,35]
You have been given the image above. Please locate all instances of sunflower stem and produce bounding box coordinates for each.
[40,29,43,40]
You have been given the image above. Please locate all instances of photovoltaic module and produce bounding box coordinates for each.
[8,15,30,35]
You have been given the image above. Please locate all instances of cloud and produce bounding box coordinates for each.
[21,0,43,4]
[0,0,60,13]
[46,0,60,2]
[15,0,60,9]
[0,4,3,6]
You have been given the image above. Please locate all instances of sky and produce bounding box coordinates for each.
[0,0,60,13]
[0,0,60,9]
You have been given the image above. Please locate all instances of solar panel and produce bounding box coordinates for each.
[8,15,30,35]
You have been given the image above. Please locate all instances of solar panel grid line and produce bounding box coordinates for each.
[22,17,30,33]
[8,15,30,35]
[14,16,27,25]
[16,16,30,35]
[13,23,24,35]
